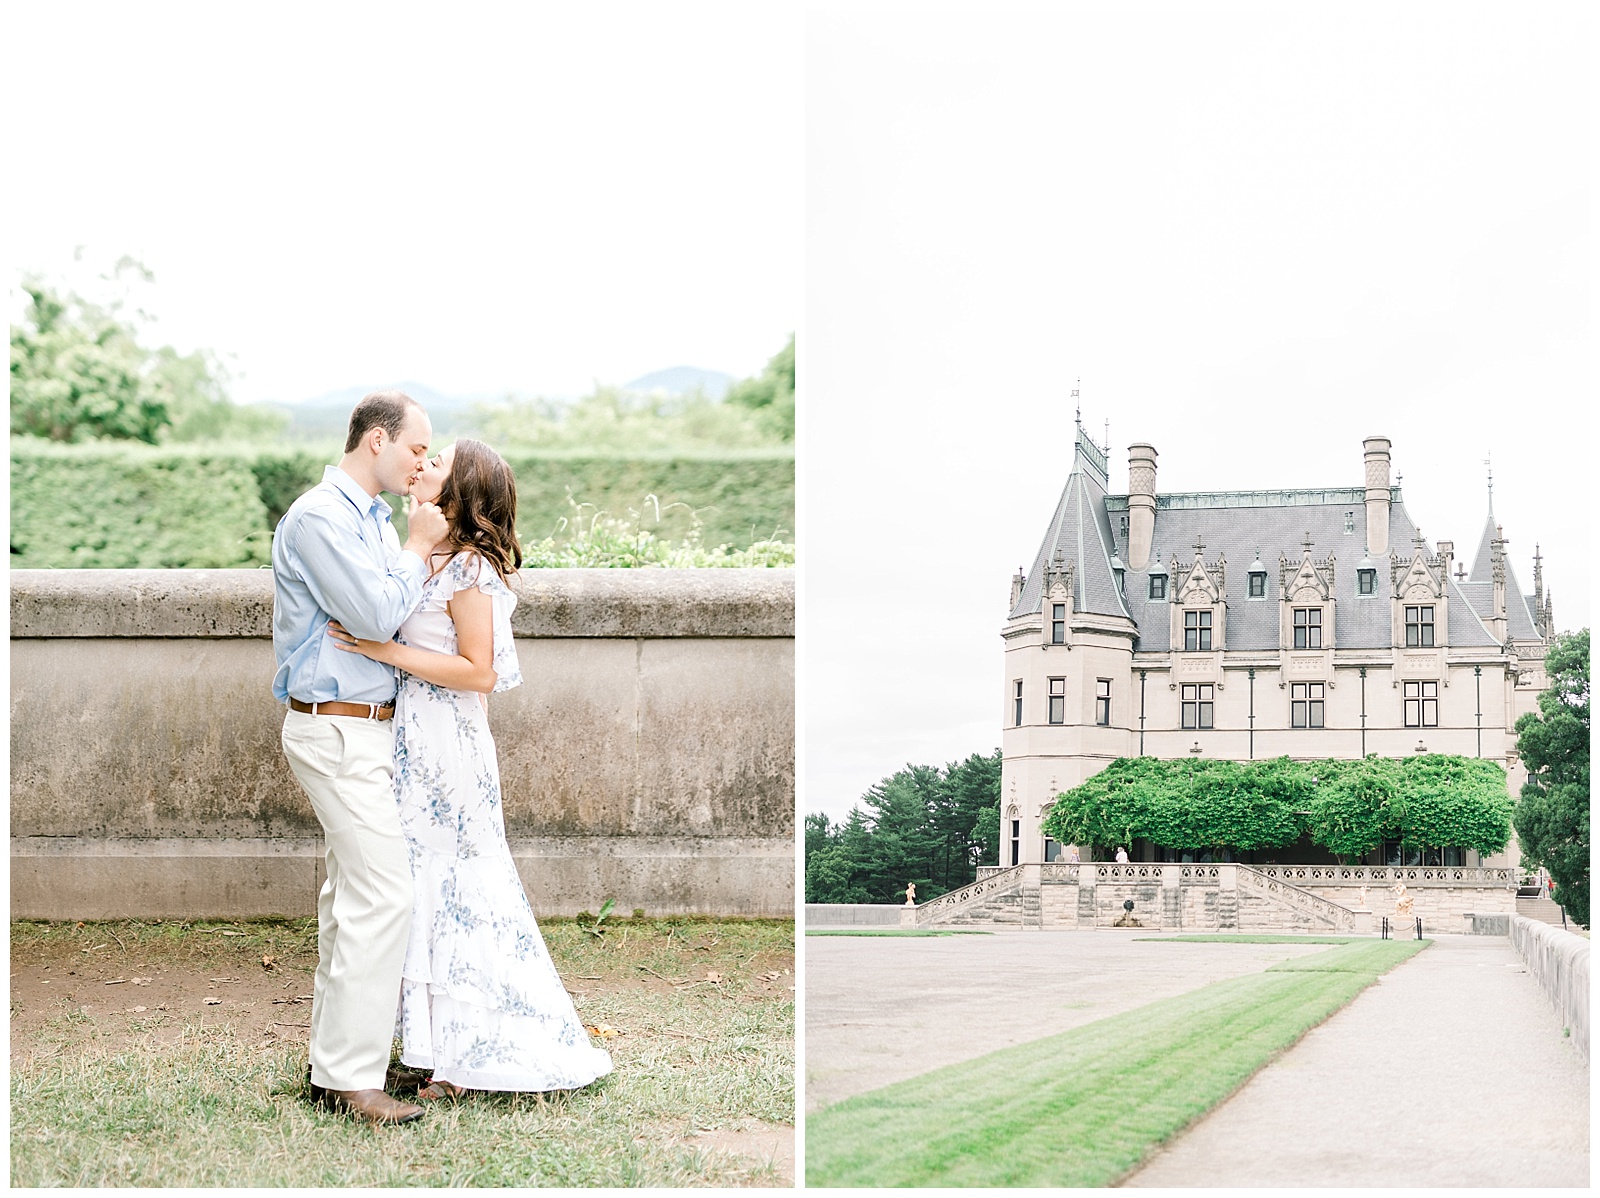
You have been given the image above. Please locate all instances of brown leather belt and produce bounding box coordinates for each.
[289,698,395,721]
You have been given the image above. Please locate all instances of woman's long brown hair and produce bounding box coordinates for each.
[434,438,522,583]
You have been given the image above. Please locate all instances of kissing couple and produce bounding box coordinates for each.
[271,389,613,1124]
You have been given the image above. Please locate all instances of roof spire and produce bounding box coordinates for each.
[1484,455,1494,513]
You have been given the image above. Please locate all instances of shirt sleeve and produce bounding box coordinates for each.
[289,508,425,642]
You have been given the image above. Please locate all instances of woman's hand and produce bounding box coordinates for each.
[327,620,397,664]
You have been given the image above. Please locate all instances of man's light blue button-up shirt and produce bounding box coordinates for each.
[271,466,426,705]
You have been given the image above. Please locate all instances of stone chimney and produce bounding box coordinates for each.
[1363,437,1391,556]
[1127,443,1158,570]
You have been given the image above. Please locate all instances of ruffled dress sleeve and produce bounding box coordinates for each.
[439,552,523,693]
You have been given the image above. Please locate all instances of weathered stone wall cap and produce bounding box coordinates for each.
[10,568,795,639]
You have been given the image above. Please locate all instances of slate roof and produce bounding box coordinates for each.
[1010,433,1532,652]
[1462,510,1543,642]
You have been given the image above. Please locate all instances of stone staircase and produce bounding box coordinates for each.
[1516,894,1574,928]
[914,862,1358,931]
[942,889,1040,926]
[1235,865,1355,932]
[912,865,1028,926]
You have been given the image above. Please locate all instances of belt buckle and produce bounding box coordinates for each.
[367,702,380,722]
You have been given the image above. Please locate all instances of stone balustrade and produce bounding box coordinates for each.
[10,568,794,919]
[1510,916,1590,1061]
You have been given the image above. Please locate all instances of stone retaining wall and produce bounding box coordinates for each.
[804,904,903,927]
[10,569,794,919]
[1510,915,1590,1061]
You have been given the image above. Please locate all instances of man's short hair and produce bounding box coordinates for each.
[345,390,420,453]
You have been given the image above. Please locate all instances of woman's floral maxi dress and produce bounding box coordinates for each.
[392,551,613,1091]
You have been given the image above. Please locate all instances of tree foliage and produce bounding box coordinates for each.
[475,336,796,451]
[724,334,794,442]
[10,262,282,445]
[804,750,1001,903]
[1042,754,1513,861]
[1513,629,1590,925]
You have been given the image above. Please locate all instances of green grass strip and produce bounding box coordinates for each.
[1137,934,1360,945]
[804,929,993,937]
[805,938,1428,1187]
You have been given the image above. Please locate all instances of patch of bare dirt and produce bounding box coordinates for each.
[686,1122,796,1185]
[11,932,321,1061]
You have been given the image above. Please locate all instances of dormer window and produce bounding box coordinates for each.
[1149,573,1167,600]
[1248,571,1266,598]
[1405,605,1434,648]
[1183,609,1212,651]
[1358,568,1377,595]
[1050,603,1066,645]
[1293,607,1322,649]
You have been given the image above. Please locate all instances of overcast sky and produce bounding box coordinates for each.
[8,3,799,403]
[804,2,1592,821]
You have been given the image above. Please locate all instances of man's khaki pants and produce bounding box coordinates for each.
[281,710,411,1092]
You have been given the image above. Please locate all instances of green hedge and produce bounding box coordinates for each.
[1040,754,1513,859]
[9,441,273,567]
[10,440,795,568]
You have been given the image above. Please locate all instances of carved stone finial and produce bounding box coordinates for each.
[1302,532,1314,554]
[1193,534,1206,558]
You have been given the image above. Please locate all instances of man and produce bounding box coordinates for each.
[272,390,448,1124]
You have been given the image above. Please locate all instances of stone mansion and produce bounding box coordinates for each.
[998,424,1555,872]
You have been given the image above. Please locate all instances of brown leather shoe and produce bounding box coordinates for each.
[385,1064,431,1094]
[313,1085,424,1124]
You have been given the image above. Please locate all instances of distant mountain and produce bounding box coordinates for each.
[622,366,734,400]
[249,367,735,442]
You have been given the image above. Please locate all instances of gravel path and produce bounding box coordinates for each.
[803,930,1331,1113]
[1123,934,1589,1187]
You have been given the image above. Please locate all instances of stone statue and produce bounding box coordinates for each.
[904,882,916,907]
[1393,881,1414,920]
[1357,884,1370,909]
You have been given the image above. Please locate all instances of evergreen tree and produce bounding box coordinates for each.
[1513,629,1590,925]
[802,749,1003,903]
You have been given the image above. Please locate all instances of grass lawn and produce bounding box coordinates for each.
[805,937,1427,1187]
[804,929,993,937]
[11,916,793,1187]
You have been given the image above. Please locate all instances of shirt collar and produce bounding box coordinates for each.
[322,465,393,523]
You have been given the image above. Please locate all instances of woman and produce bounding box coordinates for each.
[329,438,613,1099]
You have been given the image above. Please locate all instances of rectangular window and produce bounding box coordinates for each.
[1095,679,1111,726]
[1013,679,1023,727]
[1048,677,1065,725]
[1183,609,1212,651]
[1293,607,1322,649]
[1181,683,1213,730]
[1383,840,1422,868]
[1358,568,1376,595]
[1149,574,1167,600]
[1051,603,1066,645]
[1291,682,1325,728]
[1405,605,1435,647]
[1010,820,1021,867]
[1404,680,1438,727]
[1248,572,1266,598]
[1044,837,1061,862]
